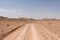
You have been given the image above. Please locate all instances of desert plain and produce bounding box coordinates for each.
[0,16,60,40]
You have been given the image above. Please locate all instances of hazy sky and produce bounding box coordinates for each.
[0,0,60,19]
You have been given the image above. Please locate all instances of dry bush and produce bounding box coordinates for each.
[48,22,52,25]
[7,24,10,26]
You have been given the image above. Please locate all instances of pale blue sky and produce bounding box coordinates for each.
[0,0,60,19]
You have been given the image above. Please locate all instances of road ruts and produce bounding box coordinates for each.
[33,23,60,40]
[15,24,30,40]
[3,24,29,40]
[31,24,40,40]
[3,23,60,40]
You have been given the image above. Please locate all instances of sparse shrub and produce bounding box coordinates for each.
[7,24,10,26]
[1,31,3,33]
[49,22,52,25]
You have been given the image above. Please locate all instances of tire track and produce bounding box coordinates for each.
[4,24,25,40]
[31,24,40,40]
[15,24,30,40]
[3,23,60,40]
[34,24,60,40]
[40,25,60,40]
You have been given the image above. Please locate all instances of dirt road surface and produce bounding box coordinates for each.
[3,23,60,40]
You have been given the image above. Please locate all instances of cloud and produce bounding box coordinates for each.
[0,8,3,11]
[0,8,24,18]
[18,9,23,12]
[0,8,8,12]
[0,8,23,13]
[0,8,16,15]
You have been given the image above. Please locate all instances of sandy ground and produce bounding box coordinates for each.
[0,20,25,40]
[3,23,60,40]
[0,16,60,40]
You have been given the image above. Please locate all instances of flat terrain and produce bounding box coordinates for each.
[0,17,25,39]
[3,22,60,40]
[0,17,60,40]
